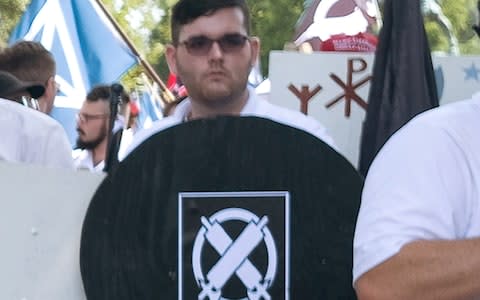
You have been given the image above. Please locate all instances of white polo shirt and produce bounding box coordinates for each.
[0,98,73,169]
[353,93,480,283]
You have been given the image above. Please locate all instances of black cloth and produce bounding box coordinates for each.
[81,116,363,299]
[103,128,123,173]
[358,0,439,176]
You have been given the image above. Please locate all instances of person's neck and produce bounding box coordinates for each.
[91,139,108,166]
[188,89,249,120]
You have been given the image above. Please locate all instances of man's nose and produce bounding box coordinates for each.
[208,41,224,58]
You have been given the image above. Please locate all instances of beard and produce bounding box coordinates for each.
[177,60,251,107]
[75,127,107,150]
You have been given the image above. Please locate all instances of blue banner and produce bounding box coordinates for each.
[10,0,138,145]
[136,88,163,129]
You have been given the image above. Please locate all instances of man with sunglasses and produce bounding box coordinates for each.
[73,85,130,172]
[0,41,58,114]
[0,71,73,168]
[122,0,335,159]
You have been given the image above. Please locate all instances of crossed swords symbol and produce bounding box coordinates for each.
[197,215,272,300]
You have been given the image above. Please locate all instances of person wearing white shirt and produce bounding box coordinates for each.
[73,85,130,172]
[0,71,73,169]
[353,94,480,299]
[122,0,336,159]
[0,41,58,114]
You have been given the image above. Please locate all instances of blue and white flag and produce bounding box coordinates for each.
[135,74,163,129]
[10,0,138,145]
[137,90,163,129]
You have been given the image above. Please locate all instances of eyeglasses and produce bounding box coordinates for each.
[177,33,250,56]
[76,113,109,123]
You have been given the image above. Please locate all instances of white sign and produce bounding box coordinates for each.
[269,51,480,167]
[0,162,104,299]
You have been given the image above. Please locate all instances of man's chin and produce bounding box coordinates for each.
[203,86,231,101]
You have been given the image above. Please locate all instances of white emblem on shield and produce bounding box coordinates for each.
[192,207,278,300]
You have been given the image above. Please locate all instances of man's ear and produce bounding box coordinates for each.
[45,76,53,92]
[165,44,178,75]
[43,76,57,100]
[248,36,260,67]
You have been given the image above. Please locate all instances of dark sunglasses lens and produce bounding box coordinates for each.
[186,36,212,55]
[220,34,247,51]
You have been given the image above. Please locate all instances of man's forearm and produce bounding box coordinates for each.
[355,238,480,300]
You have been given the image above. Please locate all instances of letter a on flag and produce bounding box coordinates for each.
[9,0,138,145]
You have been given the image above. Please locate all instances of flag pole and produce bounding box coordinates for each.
[94,0,175,103]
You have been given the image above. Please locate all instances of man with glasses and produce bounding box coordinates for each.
[73,85,130,172]
[122,0,336,159]
[0,41,58,114]
[0,71,73,168]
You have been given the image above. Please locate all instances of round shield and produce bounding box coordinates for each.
[80,116,363,299]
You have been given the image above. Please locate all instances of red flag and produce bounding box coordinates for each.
[293,0,381,52]
[167,72,187,99]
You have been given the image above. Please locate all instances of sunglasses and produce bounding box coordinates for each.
[177,33,250,56]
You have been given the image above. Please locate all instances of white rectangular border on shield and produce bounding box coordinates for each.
[178,191,290,300]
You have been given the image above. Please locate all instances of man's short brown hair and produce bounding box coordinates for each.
[0,40,56,84]
[171,0,251,44]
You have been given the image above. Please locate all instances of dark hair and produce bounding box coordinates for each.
[87,85,111,103]
[86,85,130,115]
[171,0,251,44]
[87,85,130,104]
[0,40,56,83]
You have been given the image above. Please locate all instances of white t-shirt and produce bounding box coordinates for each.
[121,89,337,160]
[72,149,105,172]
[0,98,73,169]
[353,93,480,283]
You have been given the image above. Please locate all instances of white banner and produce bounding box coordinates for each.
[0,162,103,299]
[268,51,480,167]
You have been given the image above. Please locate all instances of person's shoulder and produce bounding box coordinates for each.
[404,94,480,133]
[119,115,182,161]
[128,97,191,148]
[135,115,181,142]
[0,99,62,130]
[254,98,337,149]
[255,97,318,127]
[72,148,88,160]
[371,94,480,172]
[72,148,93,170]
[0,98,32,119]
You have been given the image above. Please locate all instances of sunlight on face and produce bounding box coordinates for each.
[168,7,259,112]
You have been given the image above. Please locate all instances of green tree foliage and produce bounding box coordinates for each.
[248,0,304,76]
[101,0,165,89]
[424,0,480,54]
[148,0,174,81]
[0,0,28,48]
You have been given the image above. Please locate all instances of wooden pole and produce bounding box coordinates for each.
[94,0,175,103]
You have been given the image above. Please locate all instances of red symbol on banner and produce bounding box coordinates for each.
[326,58,371,117]
[288,84,323,115]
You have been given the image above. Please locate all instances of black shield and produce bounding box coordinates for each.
[80,116,363,299]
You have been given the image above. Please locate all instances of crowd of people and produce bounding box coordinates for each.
[1,0,479,298]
